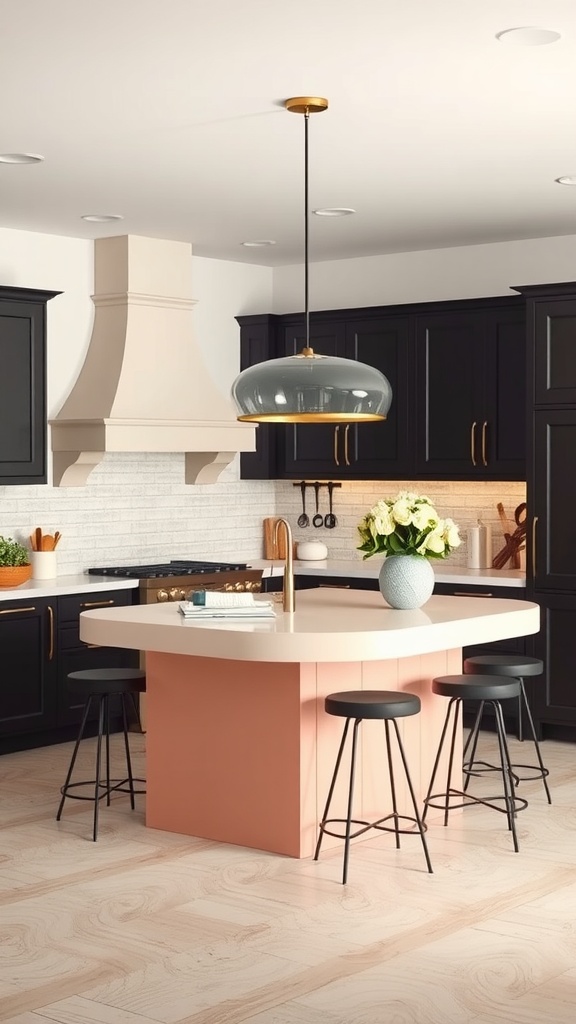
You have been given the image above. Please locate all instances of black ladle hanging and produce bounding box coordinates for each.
[297,481,310,528]
[324,481,337,529]
[312,481,324,527]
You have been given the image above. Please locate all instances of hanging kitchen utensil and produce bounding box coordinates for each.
[312,482,324,527]
[297,481,310,528]
[324,481,337,529]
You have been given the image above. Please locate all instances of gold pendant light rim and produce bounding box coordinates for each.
[285,96,329,115]
[237,413,387,424]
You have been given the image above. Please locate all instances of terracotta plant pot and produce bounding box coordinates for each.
[0,564,32,587]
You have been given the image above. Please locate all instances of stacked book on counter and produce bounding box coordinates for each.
[179,591,276,619]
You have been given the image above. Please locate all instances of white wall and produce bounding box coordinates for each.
[272,233,576,311]
[191,255,273,400]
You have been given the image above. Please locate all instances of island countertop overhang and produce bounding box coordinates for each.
[79,589,540,663]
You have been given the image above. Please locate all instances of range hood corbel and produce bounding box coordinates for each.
[50,235,255,486]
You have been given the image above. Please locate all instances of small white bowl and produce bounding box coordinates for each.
[296,541,328,561]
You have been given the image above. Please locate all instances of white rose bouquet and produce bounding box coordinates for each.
[357,491,461,560]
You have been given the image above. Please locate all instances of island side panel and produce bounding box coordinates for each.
[145,648,463,860]
[145,652,317,857]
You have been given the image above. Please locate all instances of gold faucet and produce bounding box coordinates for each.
[274,517,295,613]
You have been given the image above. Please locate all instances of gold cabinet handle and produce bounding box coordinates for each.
[344,424,351,466]
[470,421,477,466]
[83,643,101,649]
[333,425,340,466]
[481,421,488,466]
[0,605,36,615]
[47,604,54,661]
[80,599,115,608]
[532,516,538,577]
[453,591,494,598]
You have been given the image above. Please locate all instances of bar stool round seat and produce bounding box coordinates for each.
[325,690,423,720]
[423,674,524,852]
[314,690,432,883]
[463,655,550,803]
[56,668,146,841]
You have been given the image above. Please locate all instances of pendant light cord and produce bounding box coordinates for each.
[304,105,310,349]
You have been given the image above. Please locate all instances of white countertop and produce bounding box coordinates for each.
[0,559,525,602]
[0,574,138,602]
[252,558,526,588]
[80,588,539,664]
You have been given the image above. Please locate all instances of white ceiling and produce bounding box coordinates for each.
[3,0,576,267]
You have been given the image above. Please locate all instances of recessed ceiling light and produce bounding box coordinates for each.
[241,239,276,247]
[555,176,576,186]
[0,153,44,164]
[495,26,561,46]
[81,214,124,222]
[313,208,356,217]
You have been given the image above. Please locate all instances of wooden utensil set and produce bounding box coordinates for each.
[30,528,61,552]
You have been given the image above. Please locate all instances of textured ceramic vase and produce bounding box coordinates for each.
[378,555,435,609]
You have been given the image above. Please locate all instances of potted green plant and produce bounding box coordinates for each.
[0,535,32,587]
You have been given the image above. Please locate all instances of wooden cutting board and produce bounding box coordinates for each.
[263,517,287,559]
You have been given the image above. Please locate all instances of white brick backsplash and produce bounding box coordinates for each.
[0,454,526,573]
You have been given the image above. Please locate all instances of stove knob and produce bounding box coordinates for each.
[246,581,261,592]
[234,582,245,591]
[157,589,169,602]
[168,588,185,602]
[224,584,235,592]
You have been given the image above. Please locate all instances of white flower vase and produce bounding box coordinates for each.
[378,555,435,609]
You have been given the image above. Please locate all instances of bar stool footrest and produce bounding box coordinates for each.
[59,778,146,802]
[318,814,428,842]
[464,759,548,787]
[425,788,528,816]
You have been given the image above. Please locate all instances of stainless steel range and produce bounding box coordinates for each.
[87,560,263,604]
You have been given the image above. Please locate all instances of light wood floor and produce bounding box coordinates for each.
[1,728,575,1023]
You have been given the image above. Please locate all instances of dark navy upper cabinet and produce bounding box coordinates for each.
[237,295,526,483]
[414,300,526,480]
[0,286,61,485]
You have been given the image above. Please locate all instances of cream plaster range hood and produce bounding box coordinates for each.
[50,234,255,486]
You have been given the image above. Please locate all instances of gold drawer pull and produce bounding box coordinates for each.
[319,584,351,589]
[83,643,101,649]
[80,600,115,608]
[470,421,477,466]
[481,421,488,466]
[0,605,36,614]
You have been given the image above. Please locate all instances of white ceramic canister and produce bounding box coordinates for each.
[296,541,328,561]
[467,520,492,569]
[31,550,58,579]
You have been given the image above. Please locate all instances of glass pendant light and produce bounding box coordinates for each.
[232,96,392,423]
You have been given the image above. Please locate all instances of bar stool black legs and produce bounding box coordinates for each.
[314,690,433,883]
[463,655,551,804]
[56,668,146,841]
[423,675,525,852]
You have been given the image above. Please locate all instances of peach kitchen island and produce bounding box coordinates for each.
[80,588,539,858]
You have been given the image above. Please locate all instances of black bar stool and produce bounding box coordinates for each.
[56,668,146,841]
[314,690,433,884]
[423,674,526,851]
[463,654,551,803]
